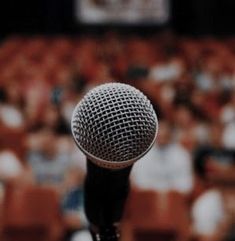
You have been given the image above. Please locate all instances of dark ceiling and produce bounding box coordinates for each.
[1,0,235,36]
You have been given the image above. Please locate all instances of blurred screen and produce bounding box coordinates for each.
[77,0,169,24]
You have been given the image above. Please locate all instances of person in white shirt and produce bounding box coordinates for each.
[0,148,25,205]
[192,123,232,241]
[132,120,194,194]
[0,149,23,180]
[192,188,225,237]
[190,175,231,241]
[71,230,92,241]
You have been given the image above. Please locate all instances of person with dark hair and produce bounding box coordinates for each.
[192,122,234,241]
[27,128,87,241]
[132,120,194,195]
[0,82,24,129]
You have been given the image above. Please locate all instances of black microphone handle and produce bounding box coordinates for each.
[84,159,132,241]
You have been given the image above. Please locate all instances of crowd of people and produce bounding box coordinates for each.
[0,33,235,241]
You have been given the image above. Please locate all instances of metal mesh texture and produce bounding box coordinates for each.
[71,83,157,169]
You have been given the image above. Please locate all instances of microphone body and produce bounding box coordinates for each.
[71,83,158,241]
[85,161,132,240]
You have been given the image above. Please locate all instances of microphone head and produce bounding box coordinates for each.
[71,83,158,169]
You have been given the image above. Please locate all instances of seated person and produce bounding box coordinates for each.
[191,176,228,241]
[0,149,23,182]
[62,167,88,241]
[71,230,92,241]
[195,122,235,183]
[132,120,194,195]
[192,122,234,241]
[0,145,29,207]
[27,127,87,240]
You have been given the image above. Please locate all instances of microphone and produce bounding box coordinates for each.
[71,83,158,241]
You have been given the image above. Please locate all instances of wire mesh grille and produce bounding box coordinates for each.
[71,83,157,168]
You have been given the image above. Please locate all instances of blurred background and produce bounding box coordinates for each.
[0,0,235,241]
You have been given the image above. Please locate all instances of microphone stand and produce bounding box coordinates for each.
[84,160,132,241]
[90,225,120,241]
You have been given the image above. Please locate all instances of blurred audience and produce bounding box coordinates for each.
[194,122,235,182]
[192,122,235,241]
[0,83,24,129]
[0,34,235,241]
[132,120,194,195]
[26,127,87,240]
[0,148,23,182]
[191,175,229,241]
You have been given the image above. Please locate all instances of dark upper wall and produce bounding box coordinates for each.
[171,0,235,35]
[1,0,235,36]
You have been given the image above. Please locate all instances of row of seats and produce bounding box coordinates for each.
[0,183,189,241]
[122,190,190,241]
[0,183,63,241]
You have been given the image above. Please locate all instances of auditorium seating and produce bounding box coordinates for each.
[0,127,26,162]
[1,35,235,241]
[121,190,190,241]
[1,183,64,241]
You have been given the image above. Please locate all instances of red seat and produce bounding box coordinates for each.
[2,183,64,241]
[121,190,190,241]
[0,127,26,162]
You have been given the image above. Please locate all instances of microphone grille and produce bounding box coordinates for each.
[71,83,158,169]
